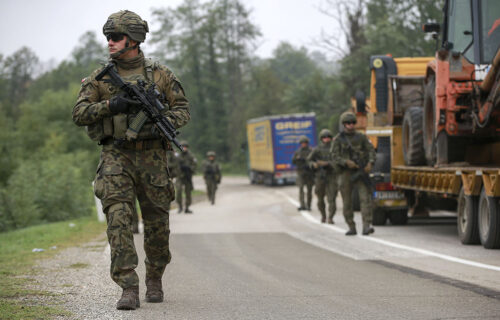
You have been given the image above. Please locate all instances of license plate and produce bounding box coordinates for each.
[373,191,405,200]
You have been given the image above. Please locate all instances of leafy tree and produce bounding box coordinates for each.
[0,47,40,119]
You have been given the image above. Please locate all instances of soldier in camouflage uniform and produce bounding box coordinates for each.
[292,136,314,211]
[307,129,338,224]
[72,10,190,310]
[166,150,180,211]
[201,151,221,205]
[332,112,375,236]
[176,141,197,213]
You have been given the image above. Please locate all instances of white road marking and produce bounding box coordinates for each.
[276,190,500,272]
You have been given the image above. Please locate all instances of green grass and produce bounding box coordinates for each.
[0,216,106,319]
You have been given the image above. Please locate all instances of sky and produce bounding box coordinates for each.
[0,0,336,64]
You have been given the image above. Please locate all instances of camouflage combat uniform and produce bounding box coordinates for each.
[201,152,221,205]
[166,150,180,211]
[332,130,375,233]
[176,146,197,213]
[73,51,190,290]
[292,141,314,210]
[307,132,338,223]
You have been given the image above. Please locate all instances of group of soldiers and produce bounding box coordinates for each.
[292,111,376,236]
[72,8,374,312]
[167,141,222,214]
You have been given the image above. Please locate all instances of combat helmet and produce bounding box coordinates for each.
[299,136,310,143]
[206,151,216,157]
[319,129,333,139]
[103,10,149,59]
[103,10,149,43]
[340,111,357,124]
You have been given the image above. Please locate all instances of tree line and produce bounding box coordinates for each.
[0,0,442,231]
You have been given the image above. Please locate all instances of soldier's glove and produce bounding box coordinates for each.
[364,162,373,174]
[345,160,359,169]
[109,93,141,114]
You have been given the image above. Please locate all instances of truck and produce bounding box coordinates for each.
[357,0,500,249]
[246,113,317,185]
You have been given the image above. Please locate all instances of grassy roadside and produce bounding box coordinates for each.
[0,216,106,319]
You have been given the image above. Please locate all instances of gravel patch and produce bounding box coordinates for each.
[26,235,139,320]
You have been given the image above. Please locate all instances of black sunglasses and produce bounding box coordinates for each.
[344,121,356,125]
[106,33,125,42]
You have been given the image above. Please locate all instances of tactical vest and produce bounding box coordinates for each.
[85,59,163,142]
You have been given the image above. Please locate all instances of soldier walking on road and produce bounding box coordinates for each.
[176,141,197,213]
[307,129,338,224]
[72,10,190,310]
[202,151,221,205]
[292,136,314,211]
[332,112,375,236]
[166,150,180,211]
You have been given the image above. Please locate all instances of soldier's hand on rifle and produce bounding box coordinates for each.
[108,92,141,114]
[312,162,319,169]
[316,160,329,167]
[364,162,373,173]
[346,159,359,169]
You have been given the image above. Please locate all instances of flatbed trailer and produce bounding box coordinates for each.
[367,125,500,249]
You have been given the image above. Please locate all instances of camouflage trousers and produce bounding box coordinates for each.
[338,170,373,228]
[93,145,175,289]
[205,179,218,203]
[176,178,193,209]
[314,173,338,220]
[296,171,314,209]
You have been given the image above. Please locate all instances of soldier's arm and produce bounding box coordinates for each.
[362,134,376,164]
[158,66,190,129]
[191,155,197,172]
[307,149,318,168]
[292,150,299,165]
[72,71,113,126]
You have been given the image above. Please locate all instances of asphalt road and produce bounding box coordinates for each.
[128,176,500,319]
[59,176,500,319]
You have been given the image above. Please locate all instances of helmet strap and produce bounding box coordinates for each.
[109,37,139,59]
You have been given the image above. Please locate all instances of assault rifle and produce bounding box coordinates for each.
[95,62,182,150]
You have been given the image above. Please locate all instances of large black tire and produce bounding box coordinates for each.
[372,207,388,225]
[478,189,500,249]
[457,188,480,245]
[402,106,425,165]
[423,76,436,165]
[388,209,408,225]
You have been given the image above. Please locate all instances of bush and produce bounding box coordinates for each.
[0,152,95,232]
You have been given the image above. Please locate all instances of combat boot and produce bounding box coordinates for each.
[145,278,164,303]
[116,286,140,310]
[327,218,334,224]
[177,206,183,214]
[345,226,357,236]
[185,208,193,214]
[362,225,374,235]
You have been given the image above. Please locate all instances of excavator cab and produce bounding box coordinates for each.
[422,0,500,165]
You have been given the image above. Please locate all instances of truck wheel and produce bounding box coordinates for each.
[402,106,425,165]
[423,76,436,165]
[478,189,500,249]
[457,188,480,245]
[388,209,408,225]
[372,207,387,225]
